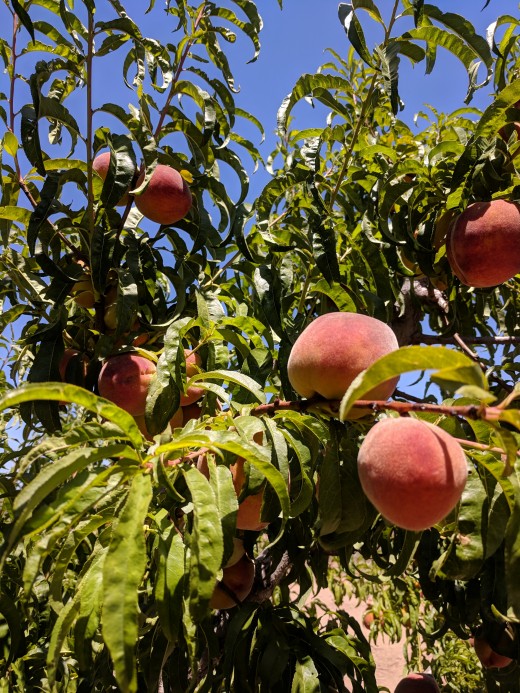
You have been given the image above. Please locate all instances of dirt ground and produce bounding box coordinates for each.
[316,589,407,691]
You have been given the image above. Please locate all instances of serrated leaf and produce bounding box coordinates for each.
[102,473,153,693]
[155,528,186,643]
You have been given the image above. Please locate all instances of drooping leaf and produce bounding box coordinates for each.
[102,472,153,693]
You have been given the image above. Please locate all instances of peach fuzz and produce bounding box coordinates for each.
[92,152,133,207]
[357,417,468,531]
[446,199,520,288]
[210,554,255,610]
[134,164,192,225]
[394,673,440,692]
[287,312,399,411]
[180,349,205,406]
[98,353,156,416]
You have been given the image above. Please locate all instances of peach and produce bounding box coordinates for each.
[180,349,204,406]
[98,353,156,416]
[499,121,520,141]
[394,673,440,692]
[182,401,203,424]
[287,312,399,408]
[231,457,269,532]
[59,348,88,384]
[71,275,95,309]
[92,152,133,206]
[446,200,520,287]
[471,636,513,669]
[134,164,192,225]
[134,406,183,440]
[210,554,255,610]
[224,538,246,569]
[357,417,468,531]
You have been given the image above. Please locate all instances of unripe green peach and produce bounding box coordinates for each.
[287,313,399,413]
[134,164,192,225]
[446,199,520,288]
[394,673,440,692]
[98,353,156,416]
[357,417,468,531]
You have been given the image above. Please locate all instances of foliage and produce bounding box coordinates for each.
[1,0,520,691]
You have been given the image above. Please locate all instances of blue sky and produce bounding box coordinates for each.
[232,1,520,141]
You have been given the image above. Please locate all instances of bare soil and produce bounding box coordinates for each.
[316,589,406,691]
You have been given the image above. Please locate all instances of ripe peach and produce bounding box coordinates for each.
[471,636,513,669]
[92,152,133,206]
[134,164,192,225]
[180,349,204,406]
[357,417,468,531]
[394,673,440,692]
[210,554,255,610]
[287,313,399,410]
[231,457,269,532]
[446,200,520,287]
[224,538,246,568]
[182,401,203,424]
[98,353,156,416]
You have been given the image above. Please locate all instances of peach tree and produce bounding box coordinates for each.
[1,0,520,691]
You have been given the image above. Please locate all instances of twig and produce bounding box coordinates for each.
[249,397,503,422]
[249,549,292,603]
[417,334,520,346]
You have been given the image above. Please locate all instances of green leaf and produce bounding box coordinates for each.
[8,444,132,550]
[339,346,488,420]
[102,473,153,693]
[183,464,223,621]
[317,427,342,536]
[505,468,520,618]
[20,104,45,175]
[337,5,373,66]
[47,543,108,687]
[0,592,23,665]
[473,81,520,139]
[12,0,36,42]
[154,528,186,643]
[292,655,321,692]
[0,383,144,449]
